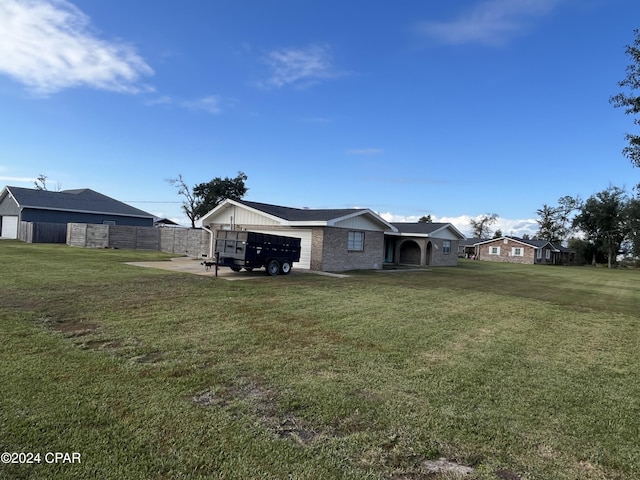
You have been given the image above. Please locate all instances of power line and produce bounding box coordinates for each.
[124,200,182,204]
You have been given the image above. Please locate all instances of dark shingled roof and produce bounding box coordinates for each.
[238,200,366,221]
[5,186,154,218]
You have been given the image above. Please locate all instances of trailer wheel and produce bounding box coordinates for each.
[280,260,292,275]
[230,266,242,272]
[266,259,280,276]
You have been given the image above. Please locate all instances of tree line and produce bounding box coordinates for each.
[469,30,640,268]
[536,188,640,268]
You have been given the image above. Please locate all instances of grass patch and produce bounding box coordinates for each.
[1,241,639,479]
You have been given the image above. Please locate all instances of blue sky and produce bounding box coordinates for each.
[1,0,638,236]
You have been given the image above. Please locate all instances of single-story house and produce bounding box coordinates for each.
[0,186,155,240]
[385,222,465,267]
[200,199,464,272]
[473,236,575,265]
[457,237,487,258]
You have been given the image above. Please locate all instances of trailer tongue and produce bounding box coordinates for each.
[210,230,302,276]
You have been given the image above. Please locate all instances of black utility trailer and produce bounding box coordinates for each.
[213,230,302,276]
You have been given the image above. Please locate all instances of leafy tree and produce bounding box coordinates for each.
[572,186,630,268]
[469,213,498,239]
[418,215,432,223]
[492,229,503,239]
[627,196,640,257]
[611,29,640,173]
[192,171,248,219]
[168,172,248,228]
[535,196,579,244]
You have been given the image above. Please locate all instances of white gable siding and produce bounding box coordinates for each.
[430,228,461,240]
[334,215,385,231]
[205,205,280,227]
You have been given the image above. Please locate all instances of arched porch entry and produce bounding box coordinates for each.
[398,239,433,266]
[425,240,432,266]
[398,240,421,265]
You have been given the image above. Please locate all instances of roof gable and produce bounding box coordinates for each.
[3,186,154,218]
[390,222,466,239]
[475,236,556,250]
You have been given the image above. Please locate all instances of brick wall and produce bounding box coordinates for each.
[477,238,535,264]
[320,227,384,272]
[429,238,460,267]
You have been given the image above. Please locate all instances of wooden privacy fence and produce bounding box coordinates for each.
[19,222,68,244]
[66,223,210,258]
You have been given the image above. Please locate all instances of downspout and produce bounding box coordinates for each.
[202,223,215,259]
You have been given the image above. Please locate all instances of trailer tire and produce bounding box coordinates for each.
[230,266,242,272]
[266,259,280,276]
[280,260,292,275]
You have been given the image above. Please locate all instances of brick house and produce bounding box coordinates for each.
[474,236,574,265]
[200,199,395,272]
[200,200,463,272]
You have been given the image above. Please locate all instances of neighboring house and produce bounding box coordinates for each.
[474,236,575,265]
[385,222,465,267]
[200,199,465,272]
[154,217,180,227]
[457,237,487,258]
[200,199,396,272]
[0,186,154,240]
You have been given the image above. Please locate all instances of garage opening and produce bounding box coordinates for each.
[0,216,18,239]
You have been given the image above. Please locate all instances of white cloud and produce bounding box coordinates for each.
[416,0,563,46]
[182,96,222,114]
[347,148,383,155]
[145,95,172,106]
[261,44,338,88]
[0,175,37,183]
[0,0,153,95]
[379,212,538,238]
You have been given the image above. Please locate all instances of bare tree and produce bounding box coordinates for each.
[469,213,498,238]
[167,174,199,228]
[33,174,48,190]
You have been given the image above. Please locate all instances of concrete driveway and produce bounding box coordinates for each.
[125,257,348,280]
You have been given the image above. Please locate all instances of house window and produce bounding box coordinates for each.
[545,249,551,260]
[103,221,116,226]
[512,247,523,256]
[443,240,451,254]
[348,231,364,251]
[489,246,500,255]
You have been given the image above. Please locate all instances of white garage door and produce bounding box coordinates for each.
[249,229,312,269]
[1,216,18,239]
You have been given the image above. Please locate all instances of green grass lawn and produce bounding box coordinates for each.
[1,240,639,479]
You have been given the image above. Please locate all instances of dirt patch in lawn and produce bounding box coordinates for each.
[192,379,320,445]
[40,317,100,337]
